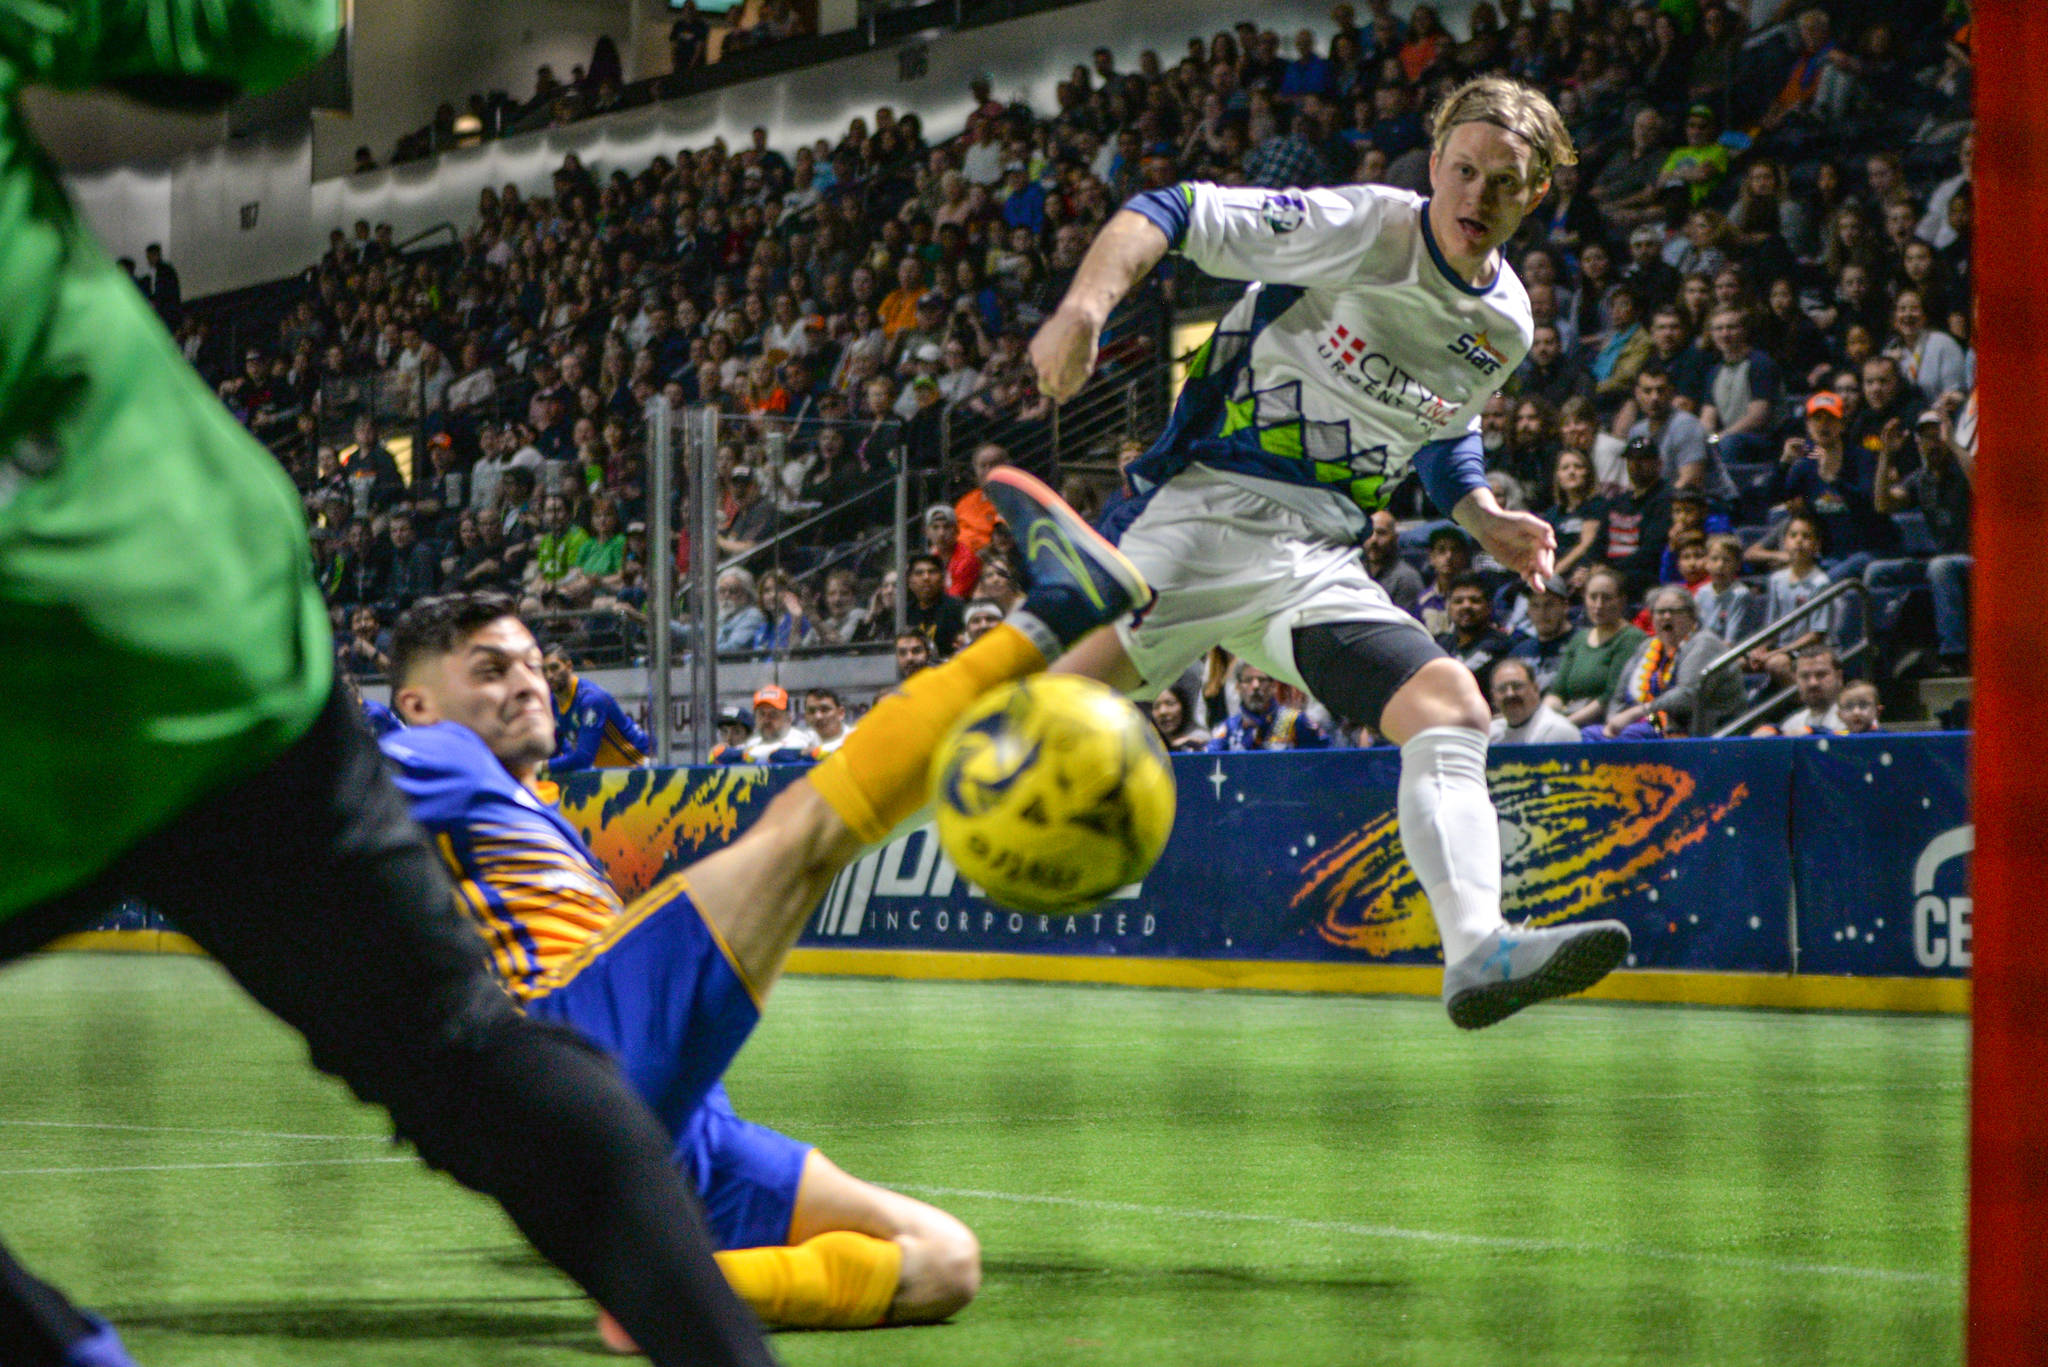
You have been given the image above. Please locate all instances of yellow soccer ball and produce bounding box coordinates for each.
[930,675,1177,916]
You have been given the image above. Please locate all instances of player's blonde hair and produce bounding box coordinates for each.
[1429,75,1577,184]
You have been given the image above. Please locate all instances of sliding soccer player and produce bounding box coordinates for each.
[1028,76,1630,1028]
[377,472,1144,1346]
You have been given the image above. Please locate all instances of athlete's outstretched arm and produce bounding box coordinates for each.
[1415,434,1557,591]
[1029,210,1169,401]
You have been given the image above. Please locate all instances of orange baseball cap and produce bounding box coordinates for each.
[752,684,789,710]
[1805,391,1844,418]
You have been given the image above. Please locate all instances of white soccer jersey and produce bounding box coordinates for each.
[1136,182,1534,541]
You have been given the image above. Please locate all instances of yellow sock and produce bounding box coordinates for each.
[806,623,1045,843]
[715,1231,904,1328]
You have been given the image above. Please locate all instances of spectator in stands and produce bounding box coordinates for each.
[802,687,853,757]
[1543,448,1605,590]
[879,257,927,338]
[1546,567,1647,730]
[1512,322,1591,410]
[1659,105,1729,207]
[752,567,814,654]
[1694,534,1762,646]
[1621,224,1682,315]
[523,492,592,609]
[1871,402,1973,674]
[708,704,751,763]
[1626,368,1735,514]
[1498,395,1559,494]
[961,599,1005,646]
[448,509,513,595]
[1753,646,1845,737]
[973,553,1022,616]
[1558,393,1625,491]
[668,2,709,73]
[740,685,816,763]
[1920,127,1973,250]
[1837,680,1882,734]
[342,415,405,516]
[902,552,966,657]
[715,465,779,562]
[384,510,440,608]
[1756,9,1846,143]
[1848,355,1920,480]
[894,629,931,680]
[1764,393,1890,580]
[1758,277,1834,393]
[1507,575,1574,696]
[338,604,390,679]
[1588,285,1651,411]
[811,568,868,647]
[1434,573,1522,690]
[414,434,468,535]
[1418,525,1472,637]
[714,567,767,655]
[1697,308,1782,467]
[140,242,180,327]
[1206,661,1328,752]
[327,519,390,610]
[1593,109,1671,231]
[1602,437,1675,599]
[1363,509,1422,616]
[954,442,1004,557]
[1489,658,1578,746]
[1747,513,1838,689]
[1589,585,1742,741]
[1886,289,1969,408]
[1147,679,1211,752]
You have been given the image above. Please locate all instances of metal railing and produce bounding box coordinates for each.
[648,407,929,760]
[937,289,1170,485]
[1704,577,1875,738]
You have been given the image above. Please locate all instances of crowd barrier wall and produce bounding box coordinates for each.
[64,734,1970,1013]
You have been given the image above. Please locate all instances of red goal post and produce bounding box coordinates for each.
[1970,6,2048,1365]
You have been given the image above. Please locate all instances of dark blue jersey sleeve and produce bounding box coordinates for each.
[1412,431,1488,516]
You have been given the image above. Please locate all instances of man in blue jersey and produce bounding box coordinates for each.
[375,459,1146,1345]
[1026,75,1629,1028]
[540,645,652,771]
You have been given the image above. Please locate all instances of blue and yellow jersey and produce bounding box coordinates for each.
[380,722,622,1000]
[550,674,652,772]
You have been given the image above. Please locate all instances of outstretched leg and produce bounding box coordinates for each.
[687,467,1152,997]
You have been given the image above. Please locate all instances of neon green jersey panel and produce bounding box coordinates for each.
[0,0,340,919]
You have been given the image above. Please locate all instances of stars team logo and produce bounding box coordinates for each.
[1447,329,1508,376]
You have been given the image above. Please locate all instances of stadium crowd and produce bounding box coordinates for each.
[165,0,1972,754]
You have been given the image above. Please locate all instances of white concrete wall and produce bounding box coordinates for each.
[312,0,631,181]
[64,164,175,270]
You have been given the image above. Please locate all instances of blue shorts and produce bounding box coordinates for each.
[678,1082,812,1250]
[527,874,760,1140]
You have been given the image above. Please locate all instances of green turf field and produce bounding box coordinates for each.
[0,954,1962,1366]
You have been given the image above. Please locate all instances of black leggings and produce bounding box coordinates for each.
[1291,618,1449,733]
[0,685,776,1367]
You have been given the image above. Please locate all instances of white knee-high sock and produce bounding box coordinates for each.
[1398,725,1505,966]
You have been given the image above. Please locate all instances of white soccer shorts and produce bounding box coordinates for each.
[1110,469,1431,695]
